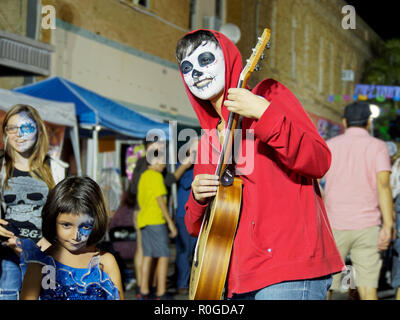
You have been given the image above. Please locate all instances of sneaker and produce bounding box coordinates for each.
[125,279,136,291]
[137,292,151,300]
[155,293,174,300]
[149,286,157,299]
[135,285,141,299]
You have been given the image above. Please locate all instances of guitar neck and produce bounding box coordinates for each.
[214,80,245,178]
[214,28,271,179]
[215,113,239,178]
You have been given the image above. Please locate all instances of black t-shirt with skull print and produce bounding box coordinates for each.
[2,168,49,243]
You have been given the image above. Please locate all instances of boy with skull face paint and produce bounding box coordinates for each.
[176,30,344,300]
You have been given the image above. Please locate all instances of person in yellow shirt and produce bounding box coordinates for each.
[137,150,177,300]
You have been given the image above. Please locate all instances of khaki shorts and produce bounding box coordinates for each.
[331,226,382,290]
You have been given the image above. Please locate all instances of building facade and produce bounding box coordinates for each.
[1,0,380,126]
[227,0,380,127]
[1,0,380,127]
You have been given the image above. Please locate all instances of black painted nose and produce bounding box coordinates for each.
[192,69,203,78]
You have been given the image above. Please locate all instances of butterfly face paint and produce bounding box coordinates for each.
[75,215,94,244]
[181,41,225,101]
[56,213,94,252]
[6,112,38,154]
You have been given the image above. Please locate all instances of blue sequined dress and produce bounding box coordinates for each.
[18,238,120,300]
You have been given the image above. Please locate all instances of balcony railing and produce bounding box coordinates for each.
[0,30,54,76]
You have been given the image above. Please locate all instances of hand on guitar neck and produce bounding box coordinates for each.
[224,88,270,120]
[191,174,219,204]
[191,89,270,205]
[191,88,270,205]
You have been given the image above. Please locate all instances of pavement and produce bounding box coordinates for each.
[121,242,396,301]
[329,289,395,300]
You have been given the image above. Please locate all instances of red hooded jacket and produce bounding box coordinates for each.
[182,30,344,297]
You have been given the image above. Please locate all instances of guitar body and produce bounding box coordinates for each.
[189,177,242,300]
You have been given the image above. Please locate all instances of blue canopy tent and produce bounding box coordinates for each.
[14,77,171,179]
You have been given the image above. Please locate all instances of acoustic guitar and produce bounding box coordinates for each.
[189,28,271,300]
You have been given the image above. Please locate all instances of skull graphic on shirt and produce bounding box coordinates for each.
[3,175,49,239]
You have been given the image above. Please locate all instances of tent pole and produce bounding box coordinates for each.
[93,126,99,181]
[115,140,121,172]
[169,121,177,214]
[71,125,82,176]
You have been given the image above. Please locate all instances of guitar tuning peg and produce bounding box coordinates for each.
[266,41,271,49]
[260,54,265,60]
[254,64,261,71]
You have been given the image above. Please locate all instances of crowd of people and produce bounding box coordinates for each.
[0,104,125,300]
[126,139,196,300]
[0,28,399,301]
[0,102,198,300]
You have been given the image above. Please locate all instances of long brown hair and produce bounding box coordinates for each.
[1,104,55,189]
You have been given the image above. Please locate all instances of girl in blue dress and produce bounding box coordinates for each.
[19,176,123,300]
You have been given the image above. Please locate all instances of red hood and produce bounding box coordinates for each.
[179,29,243,131]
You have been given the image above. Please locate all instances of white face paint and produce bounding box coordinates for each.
[180,41,225,100]
[6,112,38,154]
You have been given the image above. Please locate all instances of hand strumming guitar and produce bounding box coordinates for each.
[191,174,219,204]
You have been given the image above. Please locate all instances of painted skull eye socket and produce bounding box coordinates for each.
[198,52,215,67]
[27,193,44,201]
[180,61,193,74]
[4,194,16,203]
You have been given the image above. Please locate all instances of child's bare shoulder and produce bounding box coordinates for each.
[99,251,118,271]
[99,250,116,261]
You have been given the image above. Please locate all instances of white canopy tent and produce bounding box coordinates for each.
[0,88,82,175]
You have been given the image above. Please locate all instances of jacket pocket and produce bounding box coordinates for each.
[250,220,273,259]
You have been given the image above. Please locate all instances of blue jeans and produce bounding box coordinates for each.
[0,254,27,300]
[230,275,332,300]
[175,217,197,289]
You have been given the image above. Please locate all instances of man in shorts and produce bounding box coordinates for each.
[323,101,393,300]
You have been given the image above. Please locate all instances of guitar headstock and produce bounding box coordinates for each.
[239,28,271,87]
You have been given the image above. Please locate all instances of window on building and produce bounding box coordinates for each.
[291,17,296,80]
[190,0,197,29]
[190,0,225,30]
[133,0,149,8]
[215,0,223,20]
